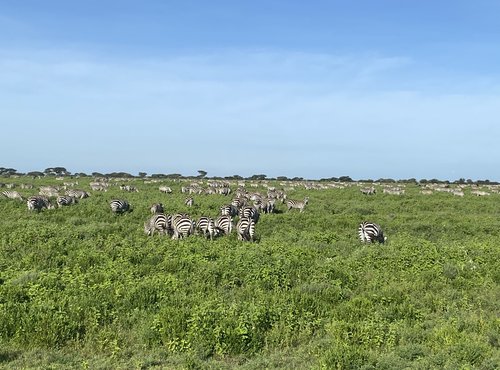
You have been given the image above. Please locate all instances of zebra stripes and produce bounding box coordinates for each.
[215,215,233,236]
[1,190,24,201]
[65,189,90,199]
[150,203,164,214]
[196,216,217,240]
[239,206,259,223]
[56,195,78,207]
[286,197,309,213]
[358,222,386,244]
[171,213,195,239]
[110,199,130,213]
[144,213,170,236]
[27,196,54,211]
[236,217,255,242]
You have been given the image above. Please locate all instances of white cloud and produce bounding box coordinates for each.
[1,47,499,179]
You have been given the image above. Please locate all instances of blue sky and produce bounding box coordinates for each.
[1,1,500,180]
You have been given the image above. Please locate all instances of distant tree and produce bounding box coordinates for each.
[248,174,267,180]
[151,173,167,178]
[339,176,353,182]
[106,172,133,178]
[225,175,243,180]
[165,173,183,179]
[291,177,304,181]
[92,172,104,177]
[74,172,88,177]
[197,170,207,178]
[138,172,147,178]
[27,171,44,178]
[0,168,17,176]
[276,176,289,181]
[44,167,70,176]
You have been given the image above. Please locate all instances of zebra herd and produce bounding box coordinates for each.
[2,181,388,244]
[142,202,258,241]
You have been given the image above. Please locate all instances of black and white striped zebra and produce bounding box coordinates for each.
[358,222,386,244]
[56,195,78,207]
[171,213,195,239]
[110,199,130,213]
[65,189,90,199]
[150,203,164,214]
[1,190,24,201]
[196,216,217,240]
[185,197,194,207]
[286,197,309,213]
[144,213,170,236]
[215,215,233,236]
[220,204,238,217]
[239,206,260,223]
[27,196,54,211]
[236,217,255,242]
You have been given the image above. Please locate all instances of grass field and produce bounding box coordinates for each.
[1,177,499,369]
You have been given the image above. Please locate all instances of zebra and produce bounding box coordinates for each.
[1,190,24,201]
[220,204,238,217]
[159,186,172,194]
[144,213,170,236]
[120,185,139,192]
[171,213,195,239]
[236,217,255,242]
[215,215,233,236]
[56,195,78,207]
[150,203,164,214]
[239,205,260,223]
[286,197,309,213]
[196,216,217,240]
[360,187,376,195]
[110,199,130,213]
[185,197,194,207]
[27,196,54,211]
[358,222,386,244]
[65,189,90,199]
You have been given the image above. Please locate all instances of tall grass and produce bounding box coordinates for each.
[0,178,499,368]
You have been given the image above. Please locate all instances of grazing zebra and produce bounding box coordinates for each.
[159,186,172,194]
[220,204,238,217]
[286,197,309,213]
[56,195,78,207]
[360,187,376,195]
[185,197,194,207]
[110,199,130,213]
[120,185,139,192]
[65,189,90,199]
[215,215,233,236]
[196,216,217,240]
[358,222,386,244]
[144,213,170,236]
[239,206,260,223]
[171,213,195,239]
[1,190,24,201]
[27,196,54,211]
[231,197,246,209]
[236,217,255,242]
[150,203,164,214]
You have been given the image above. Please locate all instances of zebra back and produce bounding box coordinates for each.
[236,217,255,242]
[358,222,386,244]
[144,213,169,236]
[110,199,130,213]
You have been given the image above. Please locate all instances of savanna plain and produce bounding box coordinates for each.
[0,177,499,369]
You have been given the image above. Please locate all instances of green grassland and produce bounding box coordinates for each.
[0,178,499,369]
